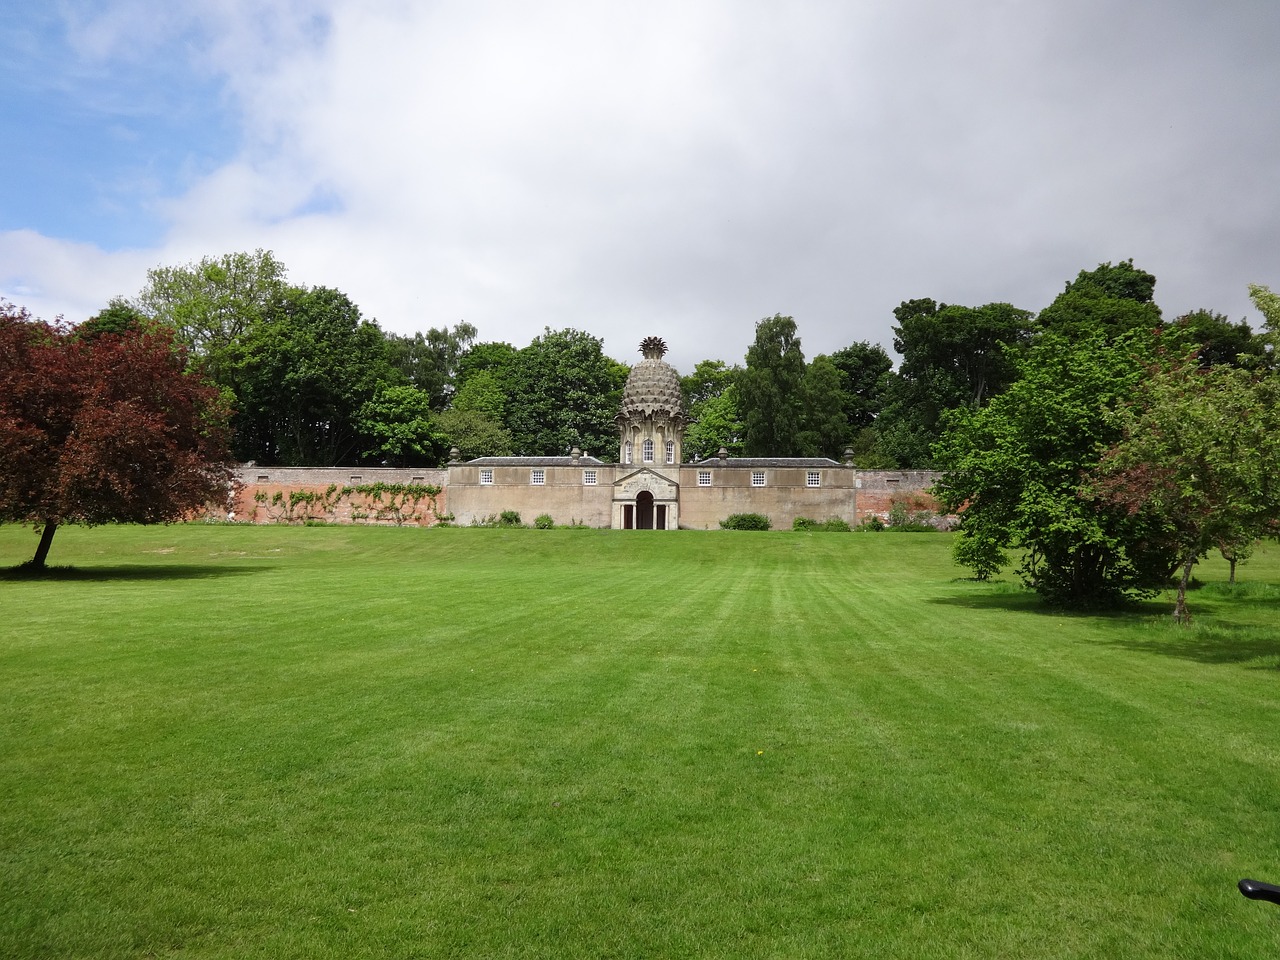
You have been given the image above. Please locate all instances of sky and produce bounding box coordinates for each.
[2,0,1278,372]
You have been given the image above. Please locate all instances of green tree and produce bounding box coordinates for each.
[828,341,892,432]
[934,331,1175,607]
[681,360,743,461]
[738,314,806,456]
[797,354,850,458]
[1089,358,1280,621]
[845,427,895,469]
[456,340,519,387]
[503,328,626,457]
[1164,309,1262,368]
[435,409,514,460]
[387,321,478,410]
[135,250,288,377]
[1248,283,1280,354]
[77,297,149,340]
[1038,260,1162,342]
[450,369,509,422]
[877,299,1034,467]
[680,359,738,412]
[357,383,443,466]
[229,286,395,465]
[683,384,745,461]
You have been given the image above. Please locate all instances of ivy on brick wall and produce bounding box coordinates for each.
[252,483,445,526]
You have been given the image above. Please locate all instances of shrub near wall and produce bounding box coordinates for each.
[793,517,851,532]
[720,513,772,531]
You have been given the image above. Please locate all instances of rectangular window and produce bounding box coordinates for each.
[752,470,766,487]
[531,469,545,485]
[807,471,821,488]
[698,470,711,487]
[583,469,597,485]
[480,469,494,485]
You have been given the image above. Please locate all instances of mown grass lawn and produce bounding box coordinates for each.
[2,523,1279,959]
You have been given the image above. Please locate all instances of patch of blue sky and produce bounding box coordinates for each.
[280,185,345,222]
[0,6,241,250]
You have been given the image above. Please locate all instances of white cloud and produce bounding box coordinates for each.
[5,0,1280,367]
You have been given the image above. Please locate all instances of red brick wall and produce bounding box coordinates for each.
[224,468,449,526]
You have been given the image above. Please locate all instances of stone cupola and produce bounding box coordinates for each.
[617,336,685,468]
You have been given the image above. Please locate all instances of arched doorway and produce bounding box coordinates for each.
[636,490,655,530]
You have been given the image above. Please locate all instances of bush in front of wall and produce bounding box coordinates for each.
[534,514,555,529]
[720,513,772,531]
[793,516,851,532]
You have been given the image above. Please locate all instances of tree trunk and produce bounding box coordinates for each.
[1229,557,1237,584]
[1173,557,1195,624]
[31,520,58,569]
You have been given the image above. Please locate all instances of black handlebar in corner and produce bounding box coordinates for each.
[1239,879,1280,905]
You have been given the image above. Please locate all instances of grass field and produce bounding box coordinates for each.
[2,523,1280,959]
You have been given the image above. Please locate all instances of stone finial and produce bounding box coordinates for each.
[571,446,582,462]
[639,336,668,360]
[717,446,729,463]
[448,446,461,463]
[843,447,855,466]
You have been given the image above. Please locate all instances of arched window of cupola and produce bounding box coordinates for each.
[665,440,675,464]
[642,439,654,463]
[624,441,632,464]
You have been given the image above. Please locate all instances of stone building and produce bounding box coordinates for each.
[443,337,945,530]
[229,337,945,528]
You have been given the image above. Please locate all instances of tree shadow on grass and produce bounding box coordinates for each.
[0,563,270,582]
[1084,624,1280,669]
[929,584,1171,620]
[933,582,1280,669]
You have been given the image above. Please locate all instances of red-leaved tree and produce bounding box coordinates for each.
[1089,355,1280,621]
[0,302,234,568]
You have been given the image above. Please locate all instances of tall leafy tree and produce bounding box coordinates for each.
[797,354,850,458]
[1248,283,1280,353]
[681,360,743,461]
[357,383,443,466]
[738,314,806,456]
[78,297,149,340]
[1164,309,1262,368]
[135,250,288,377]
[435,409,514,460]
[680,359,738,412]
[877,299,1034,467]
[452,341,520,424]
[828,341,892,432]
[934,331,1175,607]
[450,370,509,422]
[503,328,627,457]
[0,303,232,569]
[683,385,745,461]
[1089,358,1280,621]
[1038,259,1162,341]
[228,286,395,465]
[387,321,478,410]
